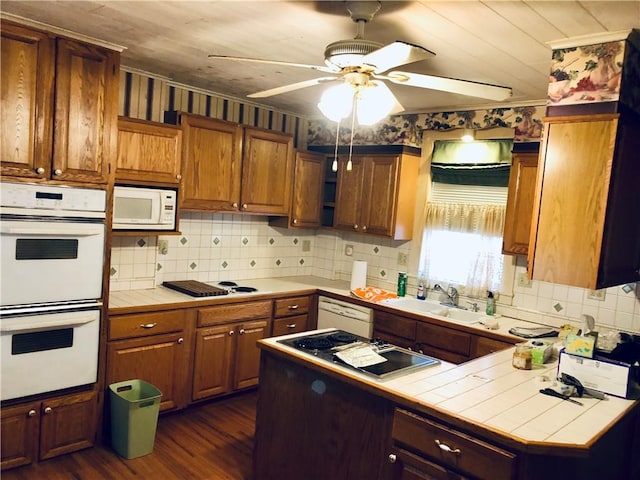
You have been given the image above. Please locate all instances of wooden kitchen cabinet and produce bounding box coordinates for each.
[192,300,271,401]
[271,295,311,336]
[390,408,517,480]
[334,151,420,239]
[528,113,640,289]
[502,143,539,256]
[1,391,97,471]
[115,117,182,184]
[270,150,326,228]
[415,321,472,365]
[0,20,119,184]
[106,309,194,412]
[167,112,294,215]
[373,310,417,349]
[473,335,514,358]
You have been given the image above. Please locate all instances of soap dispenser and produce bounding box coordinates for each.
[486,291,495,316]
[416,278,426,300]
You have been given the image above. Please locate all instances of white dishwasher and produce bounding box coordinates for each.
[317,296,374,338]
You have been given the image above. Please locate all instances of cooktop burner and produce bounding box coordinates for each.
[278,330,440,380]
[218,282,258,293]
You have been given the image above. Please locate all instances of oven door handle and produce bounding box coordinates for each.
[0,314,98,333]
[0,225,104,236]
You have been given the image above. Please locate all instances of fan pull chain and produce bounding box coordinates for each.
[331,119,341,172]
[347,93,358,171]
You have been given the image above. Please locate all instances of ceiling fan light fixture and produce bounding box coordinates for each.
[356,82,396,125]
[317,82,354,121]
[461,128,475,142]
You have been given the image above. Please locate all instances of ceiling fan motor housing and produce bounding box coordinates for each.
[324,39,383,69]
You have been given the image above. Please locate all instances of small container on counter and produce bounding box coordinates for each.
[512,343,533,370]
[397,272,407,297]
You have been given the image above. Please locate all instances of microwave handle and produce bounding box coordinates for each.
[0,314,98,333]
[0,226,104,236]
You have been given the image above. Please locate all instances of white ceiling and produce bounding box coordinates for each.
[2,1,638,118]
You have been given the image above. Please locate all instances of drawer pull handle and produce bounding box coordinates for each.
[140,323,158,329]
[435,439,461,455]
[286,324,297,329]
[287,305,299,310]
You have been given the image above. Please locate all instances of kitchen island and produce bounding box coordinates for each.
[254,330,640,480]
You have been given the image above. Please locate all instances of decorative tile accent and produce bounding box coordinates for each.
[269,237,275,245]
[622,284,634,294]
[373,246,380,254]
[157,263,162,271]
[299,258,305,265]
[110,267,117,276]
[380,270,386,277]
[137,238,146,248]
[190,262,197,270]
[221,261,228,269]
[212,236,220,245]
[276,259,281,266]
[250,260,256,267]
[242,236,249,246]
[293,238,299,245]
[180,237,188,245]
[553,302,564,312]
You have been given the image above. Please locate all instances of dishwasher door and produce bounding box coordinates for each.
[317,296,374,338]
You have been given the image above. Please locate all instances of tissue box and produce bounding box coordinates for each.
[526,340,553,365]
[557,348,639,399]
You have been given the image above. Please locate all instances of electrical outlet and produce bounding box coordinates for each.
[344,244,353,256]
[302,240,311,252]
[158,239,169,255]
[517,272,531,288]
[397,252,408,266]
[587,289,606,301]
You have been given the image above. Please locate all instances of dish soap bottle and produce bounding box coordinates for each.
[416,278,426,300]
[486,291,495,316]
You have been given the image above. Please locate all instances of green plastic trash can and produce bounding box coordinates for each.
[109,379,162,459]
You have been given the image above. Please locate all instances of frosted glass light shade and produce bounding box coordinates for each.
[356,81,396,125]
[318,83,354,121]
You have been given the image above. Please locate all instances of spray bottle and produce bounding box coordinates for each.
[486,291,495,316]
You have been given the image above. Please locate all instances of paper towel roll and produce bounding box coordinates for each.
[350,260,367,291]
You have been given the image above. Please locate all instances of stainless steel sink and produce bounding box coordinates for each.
[380,297,482,325]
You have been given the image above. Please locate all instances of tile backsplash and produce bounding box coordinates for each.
[110,213,640,334]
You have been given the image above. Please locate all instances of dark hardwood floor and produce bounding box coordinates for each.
[3,390,257,480]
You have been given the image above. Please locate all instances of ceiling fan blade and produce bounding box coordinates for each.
[385,71,512,101]
[247,77,338,98]
[208,54,338,73]
[361,41,435,74]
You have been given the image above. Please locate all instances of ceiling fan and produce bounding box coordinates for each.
[208,1,512,122]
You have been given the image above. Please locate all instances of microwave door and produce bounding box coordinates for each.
[113,190,161,225]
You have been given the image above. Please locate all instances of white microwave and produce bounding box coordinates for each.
[112,186,177,230]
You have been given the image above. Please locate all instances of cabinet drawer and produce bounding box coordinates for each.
[392,409,517,480]
[272,314,308,336]
[273,296,310,317]
[374,311,416,341]
[198,300,272,327]
[416,322,471,357]
[109,310,186,340]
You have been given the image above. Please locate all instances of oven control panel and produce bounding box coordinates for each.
[1,182,106,215]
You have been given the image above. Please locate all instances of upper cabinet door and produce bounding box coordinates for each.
[241,128,294,215]
[361,155,398,237]
[289,150,326,228]
[52,38,119,184]
[116,117,182,184]
[179,114,243,211]
[0,21,54,179]
[334,155,366,232]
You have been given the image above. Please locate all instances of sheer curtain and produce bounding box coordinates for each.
[418,202,506,298]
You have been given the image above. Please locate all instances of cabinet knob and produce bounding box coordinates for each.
[228,330,235,336]
[28,409,38,417]
[388,453,397,463]
[232,202,238,208]
[35,167,45,174]
[435,439,461,455]
[292,219,298,224]
[176,174,182,180]
[362,225,367,231]
[43,407,52,414]
[353,224,358,230]
[140,323,157,329]
[177,337,184,344]
[239,328,245,335]
[53,169,62,175]
[242,203,248,209]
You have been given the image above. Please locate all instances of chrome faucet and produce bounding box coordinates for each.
[433,284,459,307]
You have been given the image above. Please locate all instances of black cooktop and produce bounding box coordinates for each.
[278,330,440,379]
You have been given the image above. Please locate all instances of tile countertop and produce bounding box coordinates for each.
[260,329,638,448]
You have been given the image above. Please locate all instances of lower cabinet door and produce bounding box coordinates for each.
[1,401,39,470]
[233,319,269,390]
[192,324,235,400]
[391,447,468,480]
